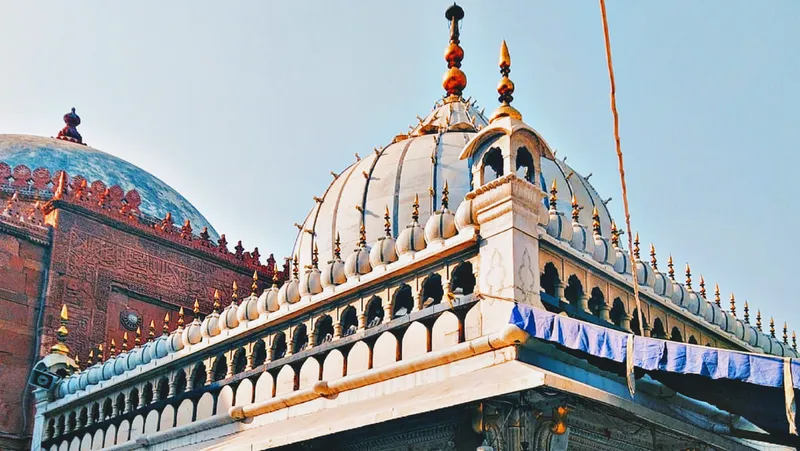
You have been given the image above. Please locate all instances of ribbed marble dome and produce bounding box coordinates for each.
[292,98,614,269]
[0,134,218,238]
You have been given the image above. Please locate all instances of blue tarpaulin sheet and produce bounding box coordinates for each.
[510,303,799,440]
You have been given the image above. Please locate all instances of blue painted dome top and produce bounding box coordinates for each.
[0,133,219,239]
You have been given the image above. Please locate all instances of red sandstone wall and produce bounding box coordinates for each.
[45,208,258,361]
[0,230,48,450]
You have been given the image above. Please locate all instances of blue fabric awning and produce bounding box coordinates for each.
[510,303,799,441]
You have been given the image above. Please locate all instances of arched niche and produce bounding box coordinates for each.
[392,284,414,318]
[450,262,476,296]
[365,296,384,328]
[314,315,334,346]
[341,306,359,337]
[421,274,444,309]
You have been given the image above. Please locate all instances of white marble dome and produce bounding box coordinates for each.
[291,98,616,270]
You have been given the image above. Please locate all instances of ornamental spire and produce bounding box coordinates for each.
[699,275,706,298]
[162,312,170,335]
[570,195,580,221]
[334,232,342,259]
[744,301,750,324]
[610,221,620,247]
[489,40,522,122]
[358,221,367,247]
[212,290,221,313]
[783,323,789,345]
[442,3,466,100]
[592,207,601,235]
[684,264,692,290]
[649,244,658,270]
[109,339,116,358]
[193,299,200,317]
[135,326,142,347]
[793,331,797,351]
[412,194,420,222]
[384,205,392,237]
[441,180,450,210]
[178,306,185,327]
[87,349,94,366]
[633,232,641,259]
[97,343,104,362]
[549,180,558,210]
[667,255,675,281]
[148,320,156,341]
[757,310,762,332]
[770,317,776,338]
[729,293,736,317]
[292,255,300,279]
[56,107,84,144]
[231,281,239,305]
[122,332,128,352]
[51,304,70,355]
[251,271,259,297]
[714,283,721,307]
[312,243,320,269]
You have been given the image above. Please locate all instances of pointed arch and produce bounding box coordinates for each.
[610,297,626,327]
[670,326,684,343]
[365,296,384,328]
[540,262,560,297]
[631,308,648,336]
[482,147,504,183]
[341,306,358,337]
[157,377,170,401]
[252,340,267,367]
[651,318,667,339]
[232,348,247,375]
[174,369,187,394]
[392,284,414,318]
[314,315,334,346]
[450,262,476,295]
[688,335,698,345]
[191,362,207,389]
[564,275,584,306]
[272,332,287,359]
[421,274,444,308]
[515,146,535,183]
[292,324,308,354]
[588,287,605,317]
[211,356,228,382]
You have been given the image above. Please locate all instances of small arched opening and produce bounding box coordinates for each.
[212,356,228,382]
[157,377,170,401]
[670,327,684,343]
[252,340,267,367]
[688,335,698,345]
[67,412,76,432]
[292,324,308,354]
[102,398,113,420]
[588,287,605,318]
[191,362,207,389]
[174,369,187,394]
[128,388,140,411]
[515,147,535,183]
[630,309,648,336]
[341,307,358,337]
[90,403,100,425]
[651,318,667,339]
[272,332,287,359]
[610,298,626,328]
[142,382,153,405]
[421,274,444,308]
[482,147,504,184]
[392,284,414,318]
[78,407,88,429]
[232,348,247,374]
[366,296,384,328]
[541,262,560,298]
[564,275,584,306]
[450,262,476,295]
[314,315,334,345]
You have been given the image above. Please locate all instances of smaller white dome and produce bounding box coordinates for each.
[653,270,673,298]
[396,195,426,255]
[154,334,170,359]
[113,351,128,376]
[169,326,186,353]
[570,222,594,255]
[300,267,323,296]
[182,317,203,346]
[278,260,302,305]
[219,304,239,331]
[67,373,80,394]
[424,190,457,243]
[344,226,372,277]
[258,280,281,313]
[78,368,90,390]
[140,336,156,365]
[239,294,260,321]
[590,212,615,266]
[704,300,724,325]
[125,348,142,371]
[454,198,476,231]
[370,236,398,268]
[87,364,101,385]
[545,200,572,242]
[201,310,221,339]
[57,378,70,398]
[684,291,705,317]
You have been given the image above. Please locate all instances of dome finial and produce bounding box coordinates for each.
[292,255,300,279]
[610,221,620,247]
[212,290,221,313]
[649,243,658,270]
[793,331,797,351]
[699,275,706,298]
[633,232,640,259]
[122,332,129,352]
[684,263,692,290]
[178,306,185,327]
[135,326,142,347]
[570,195,580,221]
[489,40,522,123]
[51,304,70,355]
[334,232,342,259]
[56,107,84,144]
[756,309,762,332]
[667,255,675,281]
[714,283,721,307]
[549,179,558,210]
[729,293,736,317]
[442,3,466,101]
[358,221,367,247]
[384,205,392,237]
[251,270,259,296]
[162,312,170,336]
[148,320,156,342]
[231,281,239,305]
[412,193,420,222]
[312,243,320,268]
[441,180,450,210]
[783,322,789,345]
[744,301,750,324]
[592,206,601,235]
[770,317,776,338]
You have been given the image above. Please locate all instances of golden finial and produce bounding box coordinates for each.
[51,304,70,355]
[714,283,721,307]
[97,343,104,362]
[135,326,142,347]
[744,301,750,324]
[633,232,641,259]
[412,194,420,222]
[193,299,200,316]
[162,312,170,335]
[441,180,450,210]
[212,290,221,313]
[231,281,239,305]
[592,206,601,235]
[757,310,762,332]
[109,338,117,358]
[684,263,692,290]
[292,255,299,278]
[729,293,736,317]
[570,195,580,221]
[699,275,706,298]
[667,255,675,281]
[610,221,619,247]
[442,3,466,101]
[87,349,94,366]
[178,306,185,327]
[793,331,797,351]
[74,354,81,369]
[384,205,392,237]
[251,271,259,296]
[358,221,367,247]
[334,232,342,259]
[549,179,558,210]
[770,317,776,338]
[649,244,658,270]
[122,332,128,351]
[489,40,522,122]
[148,320,156,341]
[783,323,789,345]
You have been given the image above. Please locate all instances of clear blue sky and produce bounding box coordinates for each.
[1,2,798,334]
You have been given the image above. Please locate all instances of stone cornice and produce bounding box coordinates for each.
[0,214,51,246]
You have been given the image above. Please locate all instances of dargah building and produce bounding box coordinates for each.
[2,4,798,451]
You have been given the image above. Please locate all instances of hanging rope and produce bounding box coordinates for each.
[599,0,645,336]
